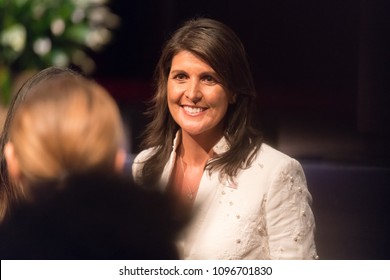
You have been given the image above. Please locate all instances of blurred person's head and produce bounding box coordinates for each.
[3,70,126,198]
[0,67,82,220]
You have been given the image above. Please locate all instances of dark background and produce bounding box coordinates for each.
[91,0,390,260]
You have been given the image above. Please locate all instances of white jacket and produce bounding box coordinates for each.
[132,134,318,260]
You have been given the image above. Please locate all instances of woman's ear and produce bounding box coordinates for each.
[4,142,21,181]
[229,93,237,104]
[114,148,126,173]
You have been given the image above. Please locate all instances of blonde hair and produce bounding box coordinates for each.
[8,76,125,186]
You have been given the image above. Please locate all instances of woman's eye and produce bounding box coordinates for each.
[174,73,187,80]
[202,75,216,83]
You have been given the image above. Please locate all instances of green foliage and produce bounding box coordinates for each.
[0,0,120,104]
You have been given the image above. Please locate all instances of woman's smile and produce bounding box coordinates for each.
[181,105,207,115]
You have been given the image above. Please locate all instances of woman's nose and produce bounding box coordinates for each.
[185,80,202,104]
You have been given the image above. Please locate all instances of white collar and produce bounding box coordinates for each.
[171,130,230,155]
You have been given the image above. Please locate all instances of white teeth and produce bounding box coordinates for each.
[183,106,204,114]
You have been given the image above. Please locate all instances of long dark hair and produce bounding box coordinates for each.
[139,18,262,185]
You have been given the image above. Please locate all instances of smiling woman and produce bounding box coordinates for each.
[132,17,318,260]
[166,51,234,208]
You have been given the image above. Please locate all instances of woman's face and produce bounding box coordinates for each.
[167,51,233,138]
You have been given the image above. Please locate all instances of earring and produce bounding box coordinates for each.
[230,94,237,104]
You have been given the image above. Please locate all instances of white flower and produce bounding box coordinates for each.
[88,7,120,29]
[51,18,66,36]
[52,51,69,67]
[71,8,86,23]
[33,38,52,56]
[90,0,109,4]
[85,28,111,50]
[88,7,110,24]
[1,24,26,53]
[72,50,96,73]
[72,0,108,8]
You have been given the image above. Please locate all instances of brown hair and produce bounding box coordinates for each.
[139,17,262,185]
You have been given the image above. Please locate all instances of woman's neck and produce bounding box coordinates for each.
[180,129,223,166]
